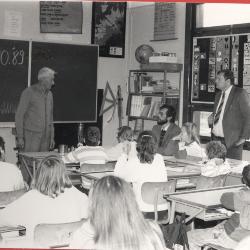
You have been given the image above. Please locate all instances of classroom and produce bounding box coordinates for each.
[0,1,250,250]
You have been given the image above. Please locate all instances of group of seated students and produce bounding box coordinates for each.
[0,157,166,249]
[1,104,250,249]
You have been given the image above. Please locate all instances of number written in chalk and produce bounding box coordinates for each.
[0,48,25,66]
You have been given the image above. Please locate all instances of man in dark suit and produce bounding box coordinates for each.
[152,104,181,156]
[208,69,250,160]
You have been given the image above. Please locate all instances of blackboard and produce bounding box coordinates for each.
[0,39,29,122]
[31,41,98,122]
[54,89,103,148]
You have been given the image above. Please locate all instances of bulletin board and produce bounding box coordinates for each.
[191,34,249,104]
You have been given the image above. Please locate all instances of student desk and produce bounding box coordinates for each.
[164,185,244,227]
[81,169,200,190]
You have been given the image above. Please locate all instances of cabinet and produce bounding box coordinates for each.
[126,63,183,131]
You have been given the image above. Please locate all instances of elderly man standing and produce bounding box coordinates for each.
[15,67,56,152]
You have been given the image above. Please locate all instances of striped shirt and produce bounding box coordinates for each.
[63,146,108,164]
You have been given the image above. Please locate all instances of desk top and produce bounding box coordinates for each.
[18,151,59,159]
[82,169,200,180]
[165,185,244,209]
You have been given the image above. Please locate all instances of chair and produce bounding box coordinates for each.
[224,173,243,186]
[33,219,86,248]
[190,174,227,190]
[140,179,177,224]
[80,162,115,173]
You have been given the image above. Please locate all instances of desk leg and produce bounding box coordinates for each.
[169,200,176,224]
[185,208,204,230]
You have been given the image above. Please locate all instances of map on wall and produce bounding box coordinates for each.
[153,2,176,41]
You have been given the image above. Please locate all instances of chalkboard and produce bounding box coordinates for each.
[31,41,98,122]
[0,39,29,122]
[54,89,103,148]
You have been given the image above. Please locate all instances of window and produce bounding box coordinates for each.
[196,3,250,28]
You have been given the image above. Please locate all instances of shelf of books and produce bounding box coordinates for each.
[128,94,179,121]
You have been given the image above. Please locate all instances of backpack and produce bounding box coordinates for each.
[160,213,189,250]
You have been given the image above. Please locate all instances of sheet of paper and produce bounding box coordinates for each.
[4,10,22,37]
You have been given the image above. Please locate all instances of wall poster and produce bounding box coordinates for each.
[153,2,176,41]
[191,34,248,104]
[91,2,127,58]
[40,1,82,34]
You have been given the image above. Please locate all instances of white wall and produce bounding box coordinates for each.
[127,3,186,130]
[0,1,129,163]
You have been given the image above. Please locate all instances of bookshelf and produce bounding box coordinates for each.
[126,63,183,132]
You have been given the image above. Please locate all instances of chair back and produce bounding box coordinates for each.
[193,174,227,190]
[34,219,86,248]
[141,180,177,205]
[141,180,176,223]
[224,173,243,186]
[80,162,115,173]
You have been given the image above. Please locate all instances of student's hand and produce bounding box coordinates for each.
[208,113,214,126]
[17,137,24,149]
[235,138,246,146]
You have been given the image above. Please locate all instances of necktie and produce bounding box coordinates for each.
[159,130,166,146]
[213,92,225,125]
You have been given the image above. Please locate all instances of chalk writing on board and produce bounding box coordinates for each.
[0,48,25,66]
[0,39,29,122]
[0,102,17,115]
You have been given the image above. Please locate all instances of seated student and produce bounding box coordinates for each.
[0,155,88,245]
[188,164,250,250]
[152,104,181,156]
[105,126,137,161]
[0,136,26,192]
[70,175,166,250]
[172,122,206,159]
[114,130,167,212]
[63,126,108,164]
[201,140,231,177]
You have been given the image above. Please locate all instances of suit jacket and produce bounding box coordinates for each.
[213,86,250,148]
[152,123,181,156]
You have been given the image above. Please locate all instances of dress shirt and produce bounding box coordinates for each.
[213,85,233,137]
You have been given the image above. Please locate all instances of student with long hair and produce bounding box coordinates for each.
[114,130,167,212]
[0,155,88,245]
[173,122,206,159]
[70,175,166,250]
